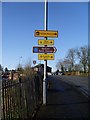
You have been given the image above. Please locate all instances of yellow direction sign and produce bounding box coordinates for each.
[38,40,54,45]
[38,54,54,60]
[35,30,58,37]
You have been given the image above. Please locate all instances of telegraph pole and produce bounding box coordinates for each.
[43,0,48,105]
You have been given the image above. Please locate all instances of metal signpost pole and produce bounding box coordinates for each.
[43,0,48,105]
[33,0,57,105]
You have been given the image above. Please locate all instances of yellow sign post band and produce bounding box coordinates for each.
[38,40,54,45]
[38,54,54,60]
[35,30,58,37]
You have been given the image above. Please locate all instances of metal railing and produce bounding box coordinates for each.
[1,74,43,119]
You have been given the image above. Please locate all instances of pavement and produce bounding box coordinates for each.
[33,75,89,119]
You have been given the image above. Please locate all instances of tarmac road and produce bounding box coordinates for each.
[34,75,89,119]
[54,75,89,97]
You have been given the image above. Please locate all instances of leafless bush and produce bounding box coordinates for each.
[24,63,35,78]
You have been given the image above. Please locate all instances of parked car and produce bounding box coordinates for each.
[58,72,65,75]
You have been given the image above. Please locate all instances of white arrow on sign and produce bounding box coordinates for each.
[53,47,57,53]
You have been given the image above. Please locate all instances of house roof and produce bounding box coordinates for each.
[33,64,52,69]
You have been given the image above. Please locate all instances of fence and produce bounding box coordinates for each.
[1,74,43,119]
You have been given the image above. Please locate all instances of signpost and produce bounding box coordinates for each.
[38,54,54,60]
[33,46,57,53]
[38,40,54,45]
[32,0,58,105]
[35,30,58,37]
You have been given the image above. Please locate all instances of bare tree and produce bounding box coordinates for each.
[5,67,9,73]
[0,64,3,71]
[66,48,76,71]
[74,64,82,72]
[56,59,65,72]
[0,64,3,75]
[63,59,72,72]
[17,63,24,74]
[88,47,90,73]
[56,59,71,72]
[77,46,88,73]
[24,60,35,77]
